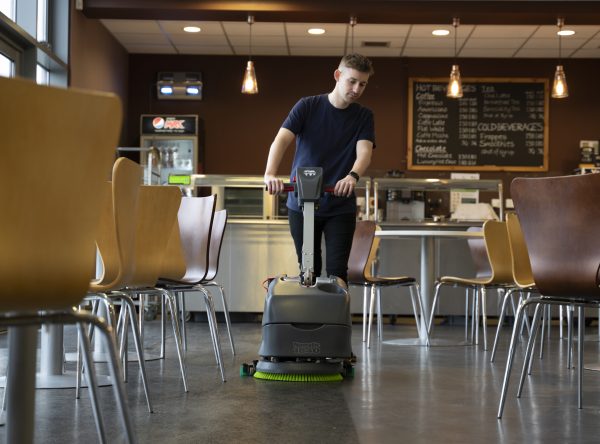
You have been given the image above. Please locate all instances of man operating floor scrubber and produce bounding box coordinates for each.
[241,167,354,381]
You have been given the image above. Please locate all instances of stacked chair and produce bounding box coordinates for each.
[174,209,235,356]
[158,195,228,382]
[348,220,429,347]
[0,77,135,443]
[498,173,600,418]
[81,157,153,412]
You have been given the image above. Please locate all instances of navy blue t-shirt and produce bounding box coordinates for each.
[282,94,375,216]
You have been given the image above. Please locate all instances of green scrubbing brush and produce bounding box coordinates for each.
[253,371,343,382]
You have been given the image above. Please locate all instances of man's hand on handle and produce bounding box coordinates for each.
[334,174,358,197]
[264,174,285,194]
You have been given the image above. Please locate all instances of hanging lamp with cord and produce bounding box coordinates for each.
[241,14,258,94]
[552,17,569,99]
[349,16,357,54]
[447,17,463,99]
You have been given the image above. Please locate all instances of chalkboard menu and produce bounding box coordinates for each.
[408,78,549,171]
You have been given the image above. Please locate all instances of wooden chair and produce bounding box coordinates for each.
[490,212,538,362]
[194,210,235,355]
[79,157,152,412]
[427,220,514,350]
[159,195,227,381]
[348,221,428,347]
[498,173,600,418]
[0,76,134,443]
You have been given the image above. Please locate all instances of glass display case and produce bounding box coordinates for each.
[190,174,371,220]
[372,177,504,223]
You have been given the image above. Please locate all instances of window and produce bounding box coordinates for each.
[0,0,15,21]
[36,63,48,84]
[0,52,13,77]
[0,0,68,86]
[37,0,48,42]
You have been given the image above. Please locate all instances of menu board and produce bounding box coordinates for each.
[408,78,549,171]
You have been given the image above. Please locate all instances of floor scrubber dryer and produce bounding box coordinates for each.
[241,167,354,381]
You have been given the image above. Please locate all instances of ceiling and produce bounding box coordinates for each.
[100,19,600,58]
[86,1,600,59]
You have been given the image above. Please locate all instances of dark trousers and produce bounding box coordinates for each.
[288,210,356,283]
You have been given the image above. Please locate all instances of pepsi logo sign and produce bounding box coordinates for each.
[152,117,165,129]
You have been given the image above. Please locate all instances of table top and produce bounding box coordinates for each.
[375,229,483,239]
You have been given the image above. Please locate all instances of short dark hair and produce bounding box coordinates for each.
[339,53,374,76]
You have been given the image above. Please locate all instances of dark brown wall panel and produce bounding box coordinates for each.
[126,54,600,195]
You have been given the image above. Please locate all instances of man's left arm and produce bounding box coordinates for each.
[334,139,374,197]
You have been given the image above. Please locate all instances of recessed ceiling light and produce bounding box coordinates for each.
[183,26,201,33]
[557,29,575,36]
[432,29,450,36]
[308,28,326,35]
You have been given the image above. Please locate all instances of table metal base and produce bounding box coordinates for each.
[382,338,472,347]
[64,351,162,363]
[0,372,112,389]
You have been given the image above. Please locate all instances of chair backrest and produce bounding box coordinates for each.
[347,220,376,284]
[178,195,217,283]
[512,174,600,297]
[204,209,228,282]
[466,226,492,279]
[0,77,121,310]
[482,220,514,285]
[505,212,535,288]
[91,158,142,291]
[127,185,182,288]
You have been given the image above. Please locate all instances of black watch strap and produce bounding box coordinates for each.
[348,171,360,181]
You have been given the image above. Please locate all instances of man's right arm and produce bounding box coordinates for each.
[264,127,295,194]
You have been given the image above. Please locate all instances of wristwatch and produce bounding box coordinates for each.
[348,171,360,182]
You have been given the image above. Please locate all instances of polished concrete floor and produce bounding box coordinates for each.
[1,317,600,443]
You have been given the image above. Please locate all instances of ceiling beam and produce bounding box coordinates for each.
[82,1,600,25]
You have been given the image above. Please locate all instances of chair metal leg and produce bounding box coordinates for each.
[408,286,420,338]
[559,305,564,339]
[91,317,136,444]
[578,306,584,409]
[474,287,480,346]
[367,284,376,348]
[163,290,189,391]
[160,295,166,359]
[122,296,153,413]
[464,288,470,342]
[539,305,547,360]
[567,304,574,369]
[179,291,188,352]
[362,285,368,342]
[497,296,538,418]
[376,286,383,340]
[471,287,476,344]
[199,287,226,382]
[517,303,542,398]
[427,282,443,335]
[481,286,488,350]
[77,323,107,444]
[412,284,430,346]
[214,284,235,356]
[491,288,516,362]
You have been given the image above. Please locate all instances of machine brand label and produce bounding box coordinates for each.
[303,169,317,177]
[152,117,185,130]
[141,114,198,135]
[292,341,321,354]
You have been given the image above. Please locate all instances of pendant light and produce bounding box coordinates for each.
[241,14,258,94]
[447,17,463,99]
[349,16,357,54]
[551,17,569,99]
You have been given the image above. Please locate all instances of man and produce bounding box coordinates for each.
[264,53,375,284]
